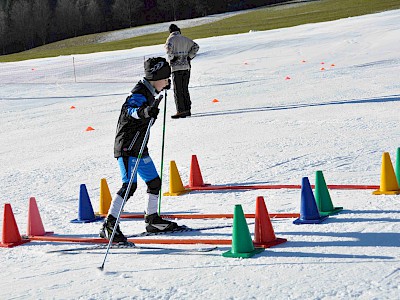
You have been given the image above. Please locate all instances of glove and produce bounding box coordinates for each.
[138,106,159,119]
[145,106,160,119]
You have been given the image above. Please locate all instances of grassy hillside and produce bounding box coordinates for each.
[1,0,399,62]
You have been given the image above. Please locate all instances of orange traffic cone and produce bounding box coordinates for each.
[253,196,287,248]
[0,204,30,248]
[27,197,53,237]
[187,155,210,188]
[373,152,400,195]
[85,126,95,131]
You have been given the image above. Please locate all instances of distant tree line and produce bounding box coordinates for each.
[0,0,287,55]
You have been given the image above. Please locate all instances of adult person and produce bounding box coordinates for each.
[165,24,199,119]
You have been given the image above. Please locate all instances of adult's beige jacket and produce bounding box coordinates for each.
[165,32,199,72]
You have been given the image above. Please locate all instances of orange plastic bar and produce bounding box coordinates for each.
[29,235,231,245]
[112,213,300,219]
[189,184,379,191]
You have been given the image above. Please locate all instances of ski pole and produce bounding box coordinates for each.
[99,95,163,271]
[158,89,168,215]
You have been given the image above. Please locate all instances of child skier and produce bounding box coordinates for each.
[100,57,178,243]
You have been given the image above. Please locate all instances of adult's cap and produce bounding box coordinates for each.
[169,24,180,33]
[144,57,171,81]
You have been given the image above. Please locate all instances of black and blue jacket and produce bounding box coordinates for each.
[114,79,158,158]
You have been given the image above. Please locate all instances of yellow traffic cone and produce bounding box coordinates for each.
[373,152,400,195]
[163,161,190,196]
[98,178,112,215]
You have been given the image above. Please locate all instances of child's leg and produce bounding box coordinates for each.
[108,157,138,217]
[137,156,179,232]
[137,156,160,215]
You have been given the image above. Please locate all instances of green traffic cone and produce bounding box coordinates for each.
[315,171,343,216]
[223,204,264,258]
[396,147,400,187]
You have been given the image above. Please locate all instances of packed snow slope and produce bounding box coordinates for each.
[0,9,399,300]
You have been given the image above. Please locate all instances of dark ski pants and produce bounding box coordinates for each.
[172,69,191,113]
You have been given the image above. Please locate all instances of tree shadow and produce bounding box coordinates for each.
[191,94,400,118]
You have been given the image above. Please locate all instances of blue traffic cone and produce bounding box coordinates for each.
[293,177,329,224]
[71,184,103,223]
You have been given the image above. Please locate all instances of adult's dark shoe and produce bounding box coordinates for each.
[171,111,191,119]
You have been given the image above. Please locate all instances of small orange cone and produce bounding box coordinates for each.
[285,76,291,80]
[187,155,210,188]
[373,152,400,195]
[320,67,326,71]
[331,64,335,67]
[163,161,190,196]
[212,99,219,103]
[27,197,53,237]
[70,106,76,109]
[0,204,30,248]
[301,60,306,63]
[321,62,325,64]
[85,126,95,131]
[253,196,287,248]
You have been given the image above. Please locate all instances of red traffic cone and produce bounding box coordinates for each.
[187,155,210,188]
[27,197,53,236]
[253,196,287,248]
[0,204,30,248]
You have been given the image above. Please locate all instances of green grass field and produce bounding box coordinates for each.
[1,0,399,62]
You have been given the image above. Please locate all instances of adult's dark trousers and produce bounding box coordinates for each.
[172,69,191,113]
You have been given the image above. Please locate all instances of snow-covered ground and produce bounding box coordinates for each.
[1,9,400,300]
